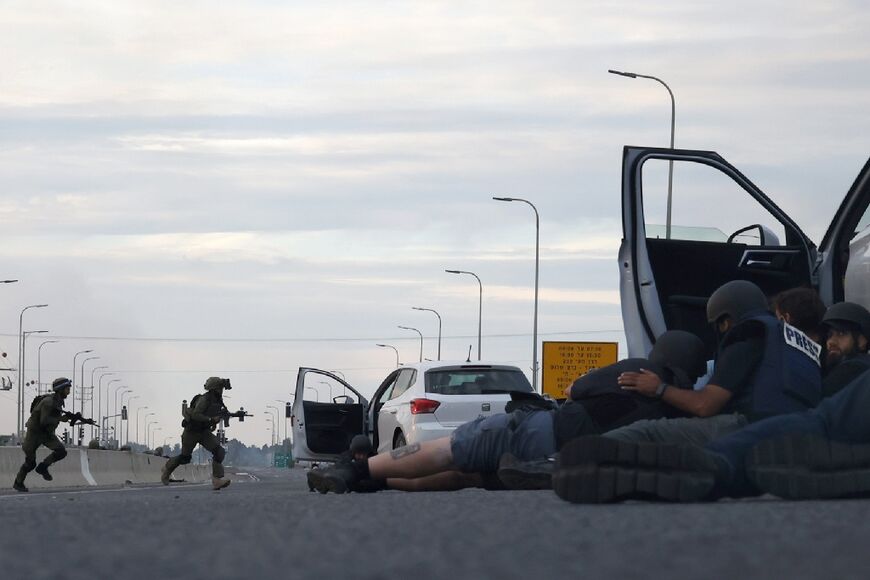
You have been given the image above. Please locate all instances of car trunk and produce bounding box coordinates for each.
[427,393,512,427]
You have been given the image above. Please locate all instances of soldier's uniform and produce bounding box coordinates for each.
[14,378,72,492]
[162,377,231,490]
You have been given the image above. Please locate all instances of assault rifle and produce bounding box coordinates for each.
[219,407,252,427]
[62,411,98,427]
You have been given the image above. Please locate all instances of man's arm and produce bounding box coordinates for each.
[618,369,733,417]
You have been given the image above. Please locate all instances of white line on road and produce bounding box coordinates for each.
[0,483,208,501]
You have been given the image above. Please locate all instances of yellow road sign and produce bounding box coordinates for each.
[542,341,619,399]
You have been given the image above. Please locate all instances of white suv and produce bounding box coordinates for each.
[290,362,533,463]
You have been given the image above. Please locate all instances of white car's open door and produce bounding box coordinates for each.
[291,367,369,463]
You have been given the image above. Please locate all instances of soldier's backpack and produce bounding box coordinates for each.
[30,393,52,413]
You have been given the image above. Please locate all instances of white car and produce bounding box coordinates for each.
[290,361,534,463]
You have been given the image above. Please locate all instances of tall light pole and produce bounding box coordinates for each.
[91,366,109,441]
[125,395,139,448]
[37,340,59,395]
[145,419,158,449]
[304,386,319,402]
[71,349,94,416]
[138,409,152,447]
[113,385,129,446]
[266,405,280,442]
[103,378,120,442]
[276,399,290,445]
[18,303,48,436]
[493,197,541,393]
[21,329,48,431]
[398,326,423,362]
[608,69,676,239]
[376,343,400,368]
[446,270,483,360]
[265,416,275,446]
[79,355,99,419]
[412,307,442,360]
[317,380,334,402]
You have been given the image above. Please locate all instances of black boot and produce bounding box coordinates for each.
[497,453,555,490]
[13,473,29,493]
[35,463,53,481]
[307,459,369,494]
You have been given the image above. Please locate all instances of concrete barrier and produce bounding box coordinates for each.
[0,446,211,490]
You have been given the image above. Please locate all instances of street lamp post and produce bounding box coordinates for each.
[113,386,129,447]
[91,366,109,441]
[412,307,442,360]
[18,304,48,436]
[376,343,400,368]
[145,419,158,449]
[72,349,94,416]
[397,326,423,362]
[37,340,59,395]
[304,386,319,402]
[317,381,334,402]
[266,416,275,446]
[138,410,153,447]
[266,405,280,443]
[445,270,483,360]
[608,69,676,239]
[125,395,139,448]
[103,378,120,442]
[493,197,541,393]
[275,399,290,445]
[79,355,99,420]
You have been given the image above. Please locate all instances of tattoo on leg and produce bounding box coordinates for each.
[390,442,421,460]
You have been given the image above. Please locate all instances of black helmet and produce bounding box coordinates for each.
[648,330,708,382]
[204,377,231,391]
[822,302,870,338]
[52,377,72,392]
[706,280,769,324]
[349,434,372,456]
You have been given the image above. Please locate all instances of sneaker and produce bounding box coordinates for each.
[212,477,231,491]
[553,435,719,503]
[13,480,28,493]
[747,433,870,500]
[497,454,555,490]
[306,463,359,494]
[35,464,53,481]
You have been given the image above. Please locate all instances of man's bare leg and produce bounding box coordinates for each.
[387,471,483,492]
[368,437,455,480]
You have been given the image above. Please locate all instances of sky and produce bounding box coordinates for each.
[1,0,868,446]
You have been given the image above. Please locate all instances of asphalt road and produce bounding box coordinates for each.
[1,466,869,580]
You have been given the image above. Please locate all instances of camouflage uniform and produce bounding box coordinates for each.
[14,387,69,490]
[162,379,229,487]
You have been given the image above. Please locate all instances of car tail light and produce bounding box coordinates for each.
[410,398,440,414]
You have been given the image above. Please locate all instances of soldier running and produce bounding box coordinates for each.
[161,376,248,491]
[14,377,95,492]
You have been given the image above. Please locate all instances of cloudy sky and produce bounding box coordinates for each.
[1,1,868,446]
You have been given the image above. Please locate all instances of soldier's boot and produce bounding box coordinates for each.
[497,453,555,490]
[161,464,173,485]
[12,476,28,493]
[35,463,53,481]
[212,476,231,490]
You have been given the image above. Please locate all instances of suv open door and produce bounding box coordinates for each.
[291,368,369,463]
[620,146,870,358]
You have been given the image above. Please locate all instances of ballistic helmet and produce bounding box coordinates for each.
[822,302,870,338]
[204,376,231,391]
[349,434,373,456]
[706,280,768,325]
[52,377,72,392]
[648,330,708,382]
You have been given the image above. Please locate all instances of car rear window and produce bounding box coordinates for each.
[424,368,533,395]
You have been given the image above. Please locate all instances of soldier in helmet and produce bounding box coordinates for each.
[161,377,233,490]
[13,377,74,492]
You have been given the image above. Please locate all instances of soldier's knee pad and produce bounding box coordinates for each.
[178,454,192,465]
[213,446,225,463]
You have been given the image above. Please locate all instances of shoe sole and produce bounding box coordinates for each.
[553,436,718,503]
[497,454,553,490]
[306,471,349,494]
[748,434,870,500]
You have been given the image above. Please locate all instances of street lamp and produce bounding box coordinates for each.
[91,366,109,441]
[21,329,48,431]
[103,378,120,441]
[446,270,482,360]
[266,416,275,446]
[492,196,541,393]
[79,355,99,417]
[397,326,423,362]
[376,343,400,368]
[304,386,319,402]
[138,409,153,447]
[412,307,442,360]
[37,340,59,395]
[148,424,161,450]
[608,69,676,239]
[266,405,280,442]
[113,386,130,445]
[276,399,290,445]
[72,349,94,416]
[317,381,334,402]
[18,303,48,435]
[125,395,139,447]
